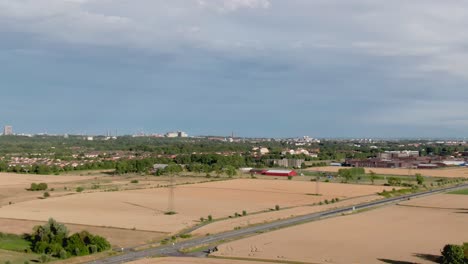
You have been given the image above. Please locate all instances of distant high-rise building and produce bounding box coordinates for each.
[3,125,13,135]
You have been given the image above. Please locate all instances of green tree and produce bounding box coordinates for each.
[338,169,353,183]
[441,244,465,264]
[225,165,237,178]
[415,173,424,185]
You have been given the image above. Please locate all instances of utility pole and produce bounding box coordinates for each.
[167,174,175,213]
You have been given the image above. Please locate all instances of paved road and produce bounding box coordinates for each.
[88,183,468,264]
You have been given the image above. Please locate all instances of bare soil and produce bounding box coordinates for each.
[214,193,468,264]
[128,257,273,264]
[0,179,392,234]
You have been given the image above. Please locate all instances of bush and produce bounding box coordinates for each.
[76,187,84,192]
[387,177,402,186]
[59,249,68,259]
[416,173,424,185]
[207,215,213,221]
[39,254,50,263]
[130,180,139,184]
[441,244,465,264]
[43,192,50,198]
[287,176,292,180]
[275,205,280,211]
[29,183,48,191]
[242,210,247,216]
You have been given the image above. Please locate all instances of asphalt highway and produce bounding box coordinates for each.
[88,183,468,264]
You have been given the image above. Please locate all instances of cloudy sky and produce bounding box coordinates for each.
[1,0,467,138]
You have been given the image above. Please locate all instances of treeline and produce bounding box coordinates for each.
[114,154,252,175]
[0,160,116,175]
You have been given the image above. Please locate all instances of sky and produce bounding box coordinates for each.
[1,0,468,138]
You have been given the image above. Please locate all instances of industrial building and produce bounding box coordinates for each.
[249,169,297,177]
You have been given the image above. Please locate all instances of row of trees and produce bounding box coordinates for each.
[26,218,111,259]
[0,161,116,175]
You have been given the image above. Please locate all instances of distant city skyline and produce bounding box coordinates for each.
[1,1,468,138]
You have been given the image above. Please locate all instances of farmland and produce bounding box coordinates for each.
[0,178,394,235]
[307,166,468,178]
[213,193,468,263]
[128,257,273,264]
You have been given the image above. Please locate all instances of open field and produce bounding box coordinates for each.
[0,179,393,234]
[192,194,382,236]
[0,171,226,206]
[307,166,468,178]
[128,257,274,264]
[214,193,468,264]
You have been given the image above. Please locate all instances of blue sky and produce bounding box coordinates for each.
[1,0,468,138]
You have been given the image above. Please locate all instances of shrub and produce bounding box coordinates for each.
[242,210,247,216]
[89,244,98,254]
[5,261,12,264]
[43,192,50,198]
[441,244,465,264]
[387,177,402,186]
[37,183,48,191]
[130,180,139,184]
[65,233,89,256]
[416,173,424,185]
[39,254,50,263]
[287,176,292,180]
[207,215,213,221]
[90,235,111,252]
[29,183,48,191]
[59,249,68,259]
[179,234,192,239]
[275,205,280,211]
[76,187,84,192]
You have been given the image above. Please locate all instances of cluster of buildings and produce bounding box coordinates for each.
[345,150,467,169]
[265,158,304,168]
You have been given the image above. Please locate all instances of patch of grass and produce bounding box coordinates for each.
[0,249,39,264]
[0,233,30,252]
[448,189,468,195]
[378,188,414,198]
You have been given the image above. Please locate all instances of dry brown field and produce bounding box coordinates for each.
[0,179,392,234]
[128,257,273,264]
[0,172,95,206]
[307,166,468,178]
[192,194,382,236]
[214,193,468,264]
